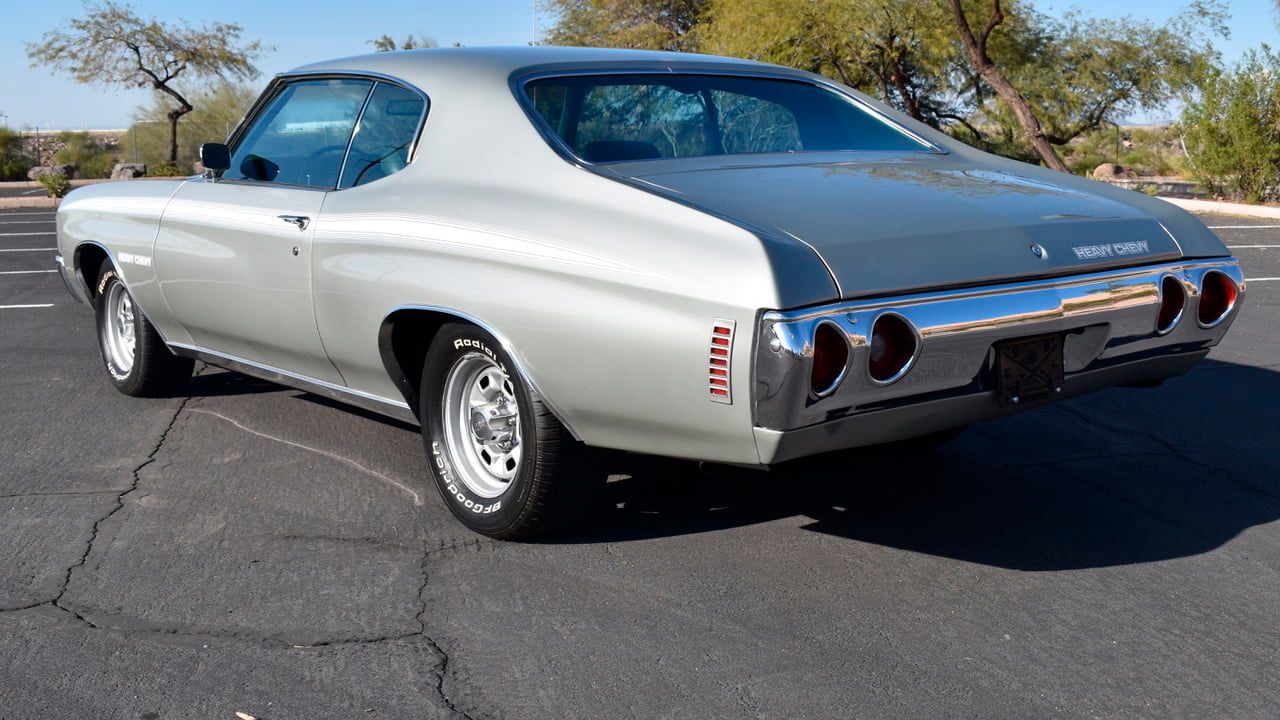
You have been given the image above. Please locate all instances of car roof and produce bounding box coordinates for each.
[284,45,793,89]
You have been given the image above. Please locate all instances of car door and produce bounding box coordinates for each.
[153,78,374,384]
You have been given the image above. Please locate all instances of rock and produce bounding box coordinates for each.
[1092,163,1137,180]
[27,164,76,181]
[110,163,147,179]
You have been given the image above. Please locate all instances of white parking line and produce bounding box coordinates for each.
[1225,245,1280,249]
[0,304,54,309]
[1247,277,1280,282]
[0,248,56,252]
[1208,225,1280,229]
[0,270,56,275]
[0,232,55,237]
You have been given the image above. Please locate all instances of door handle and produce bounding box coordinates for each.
[278,215,310,231]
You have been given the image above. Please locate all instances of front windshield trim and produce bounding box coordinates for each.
[511,67,947,168]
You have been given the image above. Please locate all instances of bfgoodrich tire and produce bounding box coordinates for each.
[94,269,194,397]
[420,323,598,540]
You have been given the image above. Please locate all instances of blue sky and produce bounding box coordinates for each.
[0,0,1274,130]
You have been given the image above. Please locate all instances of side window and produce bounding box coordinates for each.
[227,79,373,188]
[338,83,426,189]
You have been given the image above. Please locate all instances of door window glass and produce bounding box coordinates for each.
[338,83,426,189]
[228,79,373,187]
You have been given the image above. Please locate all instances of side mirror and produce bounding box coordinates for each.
[199,143,231,178]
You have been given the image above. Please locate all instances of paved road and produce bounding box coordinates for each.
[0,183,48,199]
[1,208,1278,719]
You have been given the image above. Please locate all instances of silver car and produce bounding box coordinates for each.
[54,47,1244,539]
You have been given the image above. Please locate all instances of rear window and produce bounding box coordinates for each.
[523,74,927,163]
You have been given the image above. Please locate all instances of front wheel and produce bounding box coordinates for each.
[94,269,193,397]
[420,324,598,540]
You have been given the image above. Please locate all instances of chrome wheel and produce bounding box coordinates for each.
[103,280,136,375]
[441,352,522,498]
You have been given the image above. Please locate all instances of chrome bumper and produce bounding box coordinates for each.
[54,254,89,304]
[752,259,1244,462]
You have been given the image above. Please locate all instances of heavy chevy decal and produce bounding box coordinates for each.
[1071,241,1150,261]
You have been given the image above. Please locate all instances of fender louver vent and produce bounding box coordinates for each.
[709,319,735,404]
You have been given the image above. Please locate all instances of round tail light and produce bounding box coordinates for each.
[810,322,849,396]
[1156,275,1186,335]
[1197,271,1239,327]
[869,313,918,384]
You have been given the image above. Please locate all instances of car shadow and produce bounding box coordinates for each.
[557,359,1280,571]
[184,359,1280,571]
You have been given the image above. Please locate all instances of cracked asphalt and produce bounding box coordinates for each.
[1,207,1279,719]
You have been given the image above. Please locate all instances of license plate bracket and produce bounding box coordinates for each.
[995,333,1065,406]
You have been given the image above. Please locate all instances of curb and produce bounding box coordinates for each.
[1159,197,1280,219]
[0,197,59,209]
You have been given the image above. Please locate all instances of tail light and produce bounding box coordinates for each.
[1197,271,1239,327]
[868,313,918,384]
[810,322,849,396]
[1156,275,1186,335]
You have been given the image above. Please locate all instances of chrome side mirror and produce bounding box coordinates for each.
[199,143,231,179]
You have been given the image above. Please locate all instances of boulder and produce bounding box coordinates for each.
[27,164,76,181]
[110,163,147,180]
[1092,163,1137,181]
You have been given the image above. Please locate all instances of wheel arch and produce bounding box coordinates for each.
[72,241,113,303]
[377,305,581,440]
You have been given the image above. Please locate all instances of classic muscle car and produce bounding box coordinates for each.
[55,46,1244,539]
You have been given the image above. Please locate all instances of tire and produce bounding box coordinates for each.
[420,323,598,540]
[94,269,194,397]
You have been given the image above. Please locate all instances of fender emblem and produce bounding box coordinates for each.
[1029,243,1047,259]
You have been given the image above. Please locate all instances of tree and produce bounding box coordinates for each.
[540,0,707,51]
[27,1,266,165]
[948,0,1068,170]
[368,34,440,52]
[120,82,260,169]
[1182,46,1280,203]
[977,2,1226,148]
[700,0,959,126]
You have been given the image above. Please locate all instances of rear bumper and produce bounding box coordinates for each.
[54,254,89,305]
[752,258,1243,464]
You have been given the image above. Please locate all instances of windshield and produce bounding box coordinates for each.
[523,73,929,163]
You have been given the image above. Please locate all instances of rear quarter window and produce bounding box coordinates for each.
[523,74,927,163]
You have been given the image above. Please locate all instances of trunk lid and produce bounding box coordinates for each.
[627,158,1182,299]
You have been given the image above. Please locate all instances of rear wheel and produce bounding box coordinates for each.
[94,269,193,397]
[420,324,597,540]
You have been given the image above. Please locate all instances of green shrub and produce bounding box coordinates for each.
[1182,47,1280,204]
[147,163,187,177]
[52,131,117,179]
[0,159,31,181]
[37,172,71,198]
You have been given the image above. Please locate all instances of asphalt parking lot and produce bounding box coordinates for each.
[1,205,1278,719]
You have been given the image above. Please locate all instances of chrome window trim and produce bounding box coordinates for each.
[222,70,431,192]
[336,82,378,190]
[509,66,945,169]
